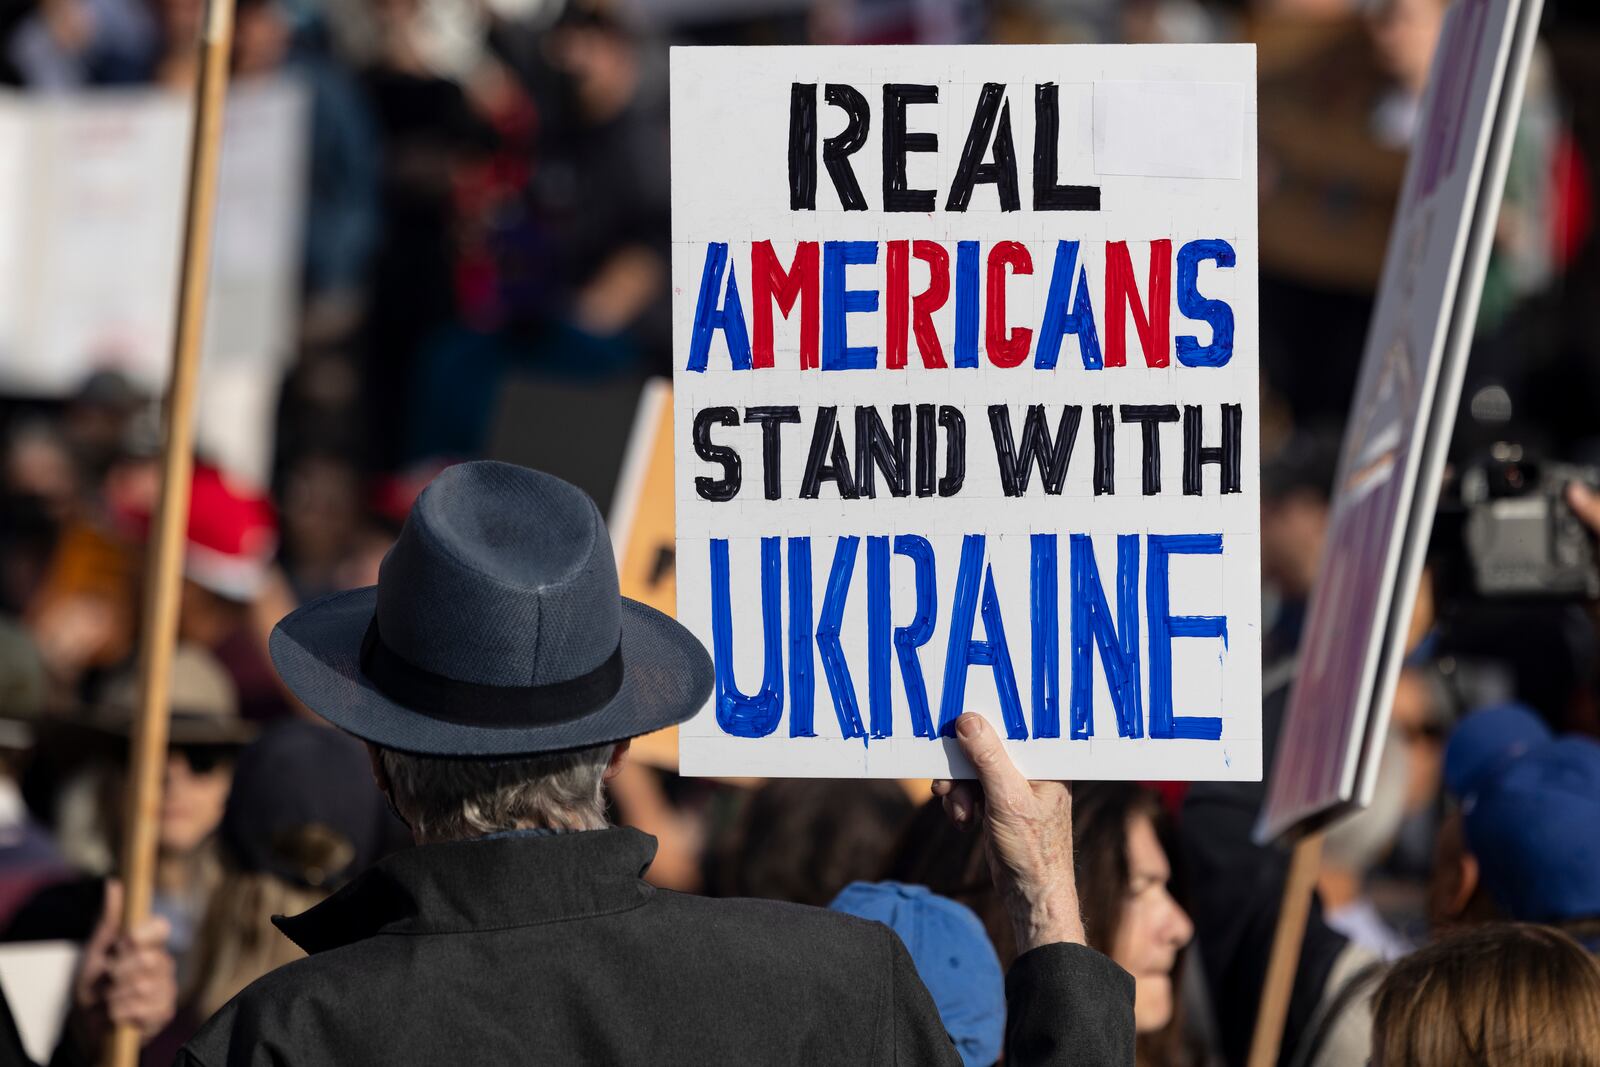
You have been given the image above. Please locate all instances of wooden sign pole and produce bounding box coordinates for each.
[1246,831,1325,1067]
[106,0,235,1061]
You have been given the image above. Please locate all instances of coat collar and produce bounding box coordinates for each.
[274,826,659,955]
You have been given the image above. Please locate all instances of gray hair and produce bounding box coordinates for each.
[377,743,614,843]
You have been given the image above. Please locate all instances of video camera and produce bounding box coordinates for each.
[1433,443,1600,601]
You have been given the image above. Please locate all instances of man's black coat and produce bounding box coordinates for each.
[180,827,1134,1065]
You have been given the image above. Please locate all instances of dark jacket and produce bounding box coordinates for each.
[180,827,1134,1065]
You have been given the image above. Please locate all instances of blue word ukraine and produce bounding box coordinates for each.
[709,531,1228,745]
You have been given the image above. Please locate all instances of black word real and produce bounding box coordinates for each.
[788,82,1101,213]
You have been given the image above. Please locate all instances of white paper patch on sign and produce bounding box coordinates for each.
[1093,80,1245,180]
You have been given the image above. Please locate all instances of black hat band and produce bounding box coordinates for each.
[359,618,624,730]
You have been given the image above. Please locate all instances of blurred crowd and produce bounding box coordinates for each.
[0,0,1596,1063]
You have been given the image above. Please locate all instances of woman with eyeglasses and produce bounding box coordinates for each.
[94,644,257,986]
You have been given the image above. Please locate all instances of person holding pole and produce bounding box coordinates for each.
[0,625,177,1067]
[0,878,175,1067]
[176,461,1135,1066]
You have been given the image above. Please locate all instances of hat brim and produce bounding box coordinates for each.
[86,711,259,747]
[269,587,713,758]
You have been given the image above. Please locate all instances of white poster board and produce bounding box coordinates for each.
[0,941,78,1065]
[671,45,1262,780]
[0,76,309,483]
[1259,0,1544,841]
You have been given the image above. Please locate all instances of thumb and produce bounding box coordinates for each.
[76,879,122,1008]
[86,880,123,959]
[953,713,1028,812]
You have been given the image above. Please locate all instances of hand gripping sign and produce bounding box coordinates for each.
[672,45,1262,780]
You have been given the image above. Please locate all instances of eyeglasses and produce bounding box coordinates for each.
[172,744,235,775]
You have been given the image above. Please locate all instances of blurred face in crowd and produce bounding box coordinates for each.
[5,428,79,522]
[233,0,291,77]
[549,25,639,124]
[1260,488,1328,600]
[63,403,133,473]
[333,525,397,591]
[366,0,420,37]
[153,0,205,49]
[1390,667,1446,815]
[1112,814,1195,1033]
[160,745,234,855]
[1254,0,1361,17]
[103,453,161,526]
[283,454,361,571]
[178,580,250,649]
[1369,0,1447,95]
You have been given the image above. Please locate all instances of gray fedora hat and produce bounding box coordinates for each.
[269,461,711,757]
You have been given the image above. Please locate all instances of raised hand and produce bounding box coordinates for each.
[932,713,1086,953]
[72,880,177,1050]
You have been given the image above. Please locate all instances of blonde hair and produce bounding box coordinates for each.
[188,868,328,1019]
[1372,923,1600,1067]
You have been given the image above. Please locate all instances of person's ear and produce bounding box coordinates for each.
[1449,850,1481,917]
[603,739,631,782]
[366,743,392,794]
[366,743,415,835]
[1434,841,1481,922]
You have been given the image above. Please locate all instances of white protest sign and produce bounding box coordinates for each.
[1259,0,1543,841]
[0,76,308,482]
[0,942,77,1066]
[671,45,1262,780]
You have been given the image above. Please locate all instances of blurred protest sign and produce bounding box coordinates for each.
[612,379,677,616]
[1259,0,1545,843]
[488,376,649,518]
[0,942,76,1065]
[1250,5,1545,1061]
[612,381,924,790]
[610,379,681,768]
[493,375,688,767]
[672,45,1262,780]
[0,77,307,484]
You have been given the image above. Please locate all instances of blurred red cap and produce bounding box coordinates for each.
[185,464,278,600]
[119,462,278,601]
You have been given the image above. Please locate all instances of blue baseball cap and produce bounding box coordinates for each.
[1444,704,1600,923]
[829,881,1003,1067]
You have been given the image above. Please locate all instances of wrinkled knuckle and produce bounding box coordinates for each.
[970,744,1003,771]
[989,790,1028,823]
